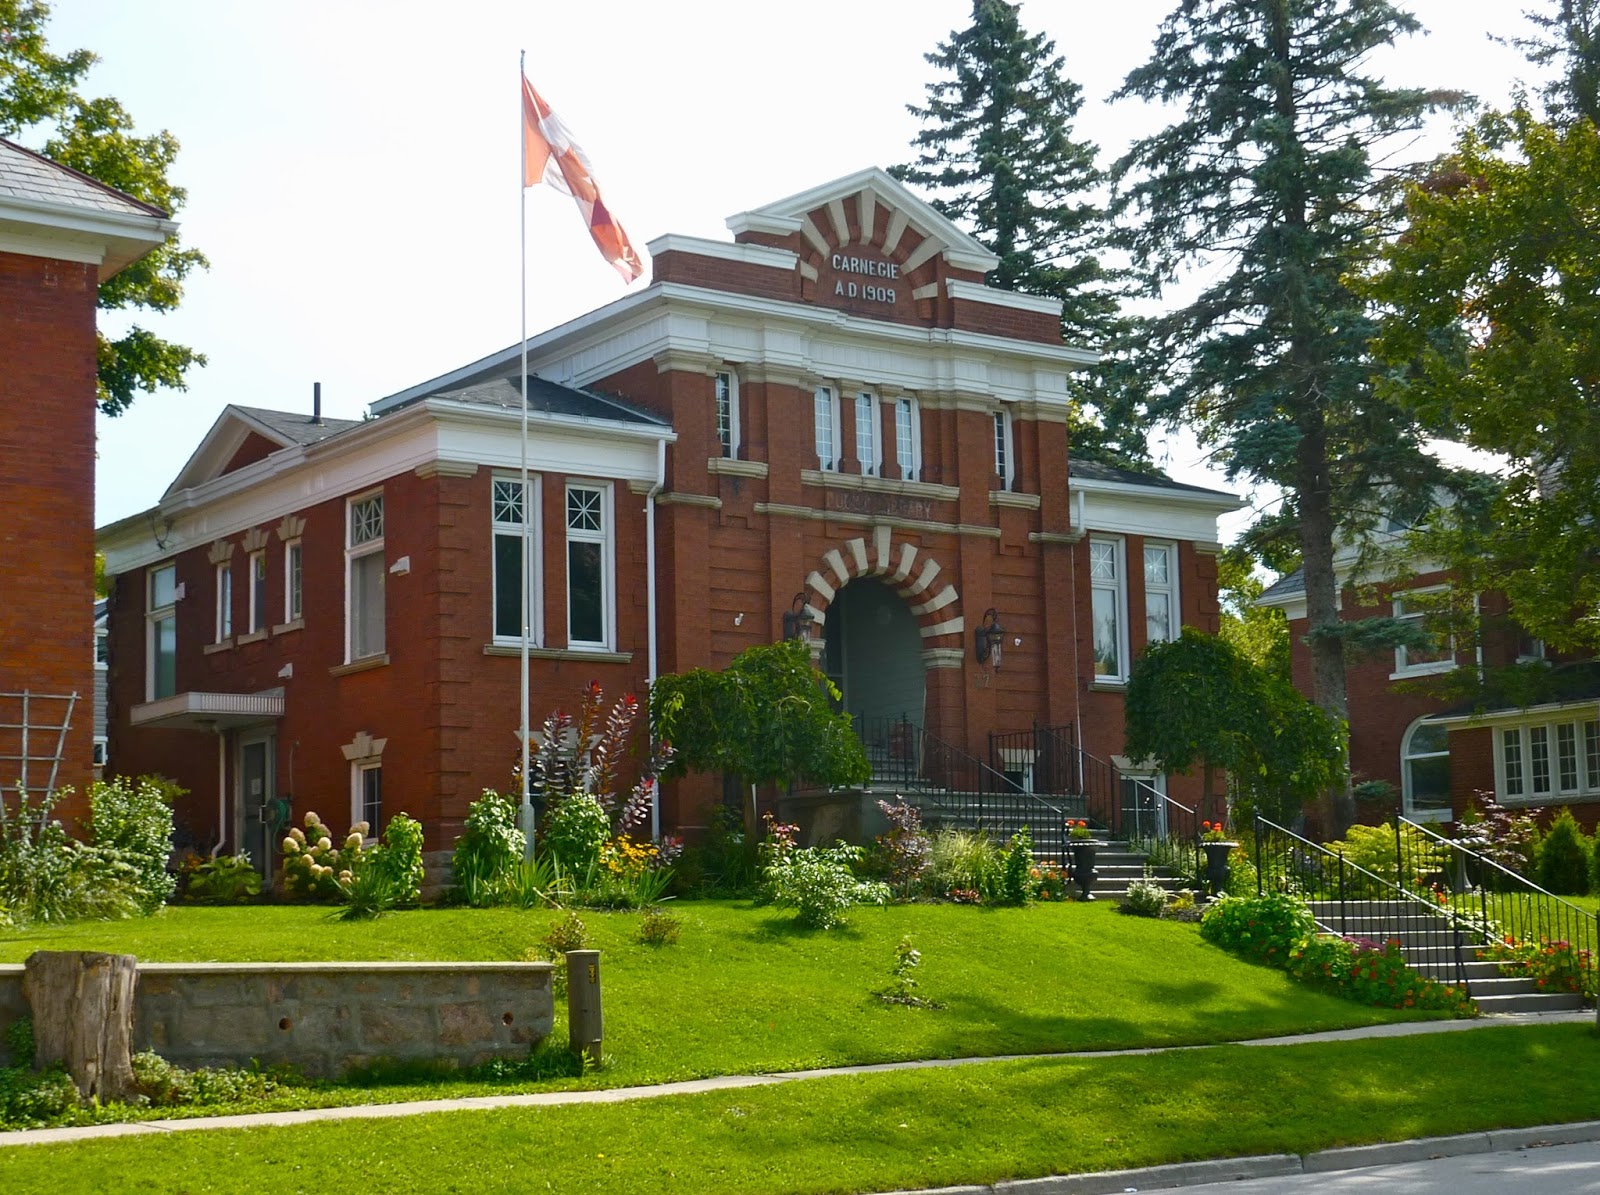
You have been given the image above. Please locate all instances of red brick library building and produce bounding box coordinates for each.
[99,168,1239,867]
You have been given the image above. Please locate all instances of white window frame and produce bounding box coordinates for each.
[345,490,386,663]
[94,623,108,670]
[1516,632,1546,664]
[714,370,740,460]
[854,391,881,477]
[893,396,922,481]
[247,550,267,635]
[1142,541,1180,646]
[564,480,614,651]
[491,473,544,646]
[92,737,108,768]
[1495,716,1600,806]
[1391,587,1456,679]
[814,386,841,471]
[283,538,303,624]
[352,760,383,834]
[1400,717,1453,822]
[994,409,1015,490]
[146,562,178,701]
[214,562,233,643]
[1088,536,1129,684]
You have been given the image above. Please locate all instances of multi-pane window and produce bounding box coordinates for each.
[1401,720,1452,818]
[147,563,177,700]
[214,562,233,642]
[855,392,879,476]
[248,551,267,634]
[714,371,738,459]
[346,493,385,661]
[357,763,383,833]
[95,626,108,668]
[1500,718,1600,801]
[1393,591,1454,674]
[284,540,303,623]
[1089,537,1126,682]
[492,476,541,643]
[565,483,610,649]
[894,397,920,480]
[993,411,1013,488]
[1143,543,1178,645]
[814,386,839,470]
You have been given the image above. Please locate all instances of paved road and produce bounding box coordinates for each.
[1181,1140,1600,1193]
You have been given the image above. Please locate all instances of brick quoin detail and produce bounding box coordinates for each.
[803,528,964,644]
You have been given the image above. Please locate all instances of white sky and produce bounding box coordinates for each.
[42,0,1537,531]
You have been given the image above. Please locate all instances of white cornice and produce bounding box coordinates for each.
[945,277,1064,318]
[725,211,802,237]
[646,233,797,271]
[1070,475,1241,511]
[0,193,174,277]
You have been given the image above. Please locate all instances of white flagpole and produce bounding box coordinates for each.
[518,50,535,859]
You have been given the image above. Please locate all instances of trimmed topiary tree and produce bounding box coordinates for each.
[1536,807,1592,895]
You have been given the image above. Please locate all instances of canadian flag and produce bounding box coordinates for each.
[522,76,644,283]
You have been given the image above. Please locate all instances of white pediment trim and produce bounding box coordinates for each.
[164,405,299,498]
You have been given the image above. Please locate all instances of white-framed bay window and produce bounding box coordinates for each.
[1089,536,1128,683]
[814,386,840,471]
[1401,717,1453,821]
[1143,542,1179,645]
[1497,715,1600,805]
[345,491,386,662]
[146,562,178,701]
[893,396,921,480]
[994,409,1014,489]
[714,370,740,459]
[565,481,613,650]
[1392,588,1455,678]
[854,391,881,476]
[491,474,543,644]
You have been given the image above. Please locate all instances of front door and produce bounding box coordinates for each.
[238,734,275,876]
[1120,772,1167,839]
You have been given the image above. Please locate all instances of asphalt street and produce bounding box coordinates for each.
[1178,1140,1600,1193]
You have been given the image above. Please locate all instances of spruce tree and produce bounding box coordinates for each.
[1110,0,1462,830]
[893,0,1148,469]
[1508,0,1600,126]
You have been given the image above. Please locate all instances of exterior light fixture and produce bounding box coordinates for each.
[782,592,815,644]
[974,607,1005,669]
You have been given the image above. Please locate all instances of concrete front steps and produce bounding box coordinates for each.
[1307,901,1585,1015]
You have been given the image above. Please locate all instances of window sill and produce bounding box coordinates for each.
[483,644,634,664]
[273,618,304,635]
[800,469,960,502]
[989,490,1041,510]
[203,639,234,655]
[237,629,269,646]
[1089,679,1127,692]
[1403,807,1454,823]
[330,654,390,677]
[707,457,769,478]
[1390,662,1457,681]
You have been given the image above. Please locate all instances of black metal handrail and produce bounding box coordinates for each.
[1399,816,1598,999]
[1256,816,1472,993]
[1120,778,1207,890]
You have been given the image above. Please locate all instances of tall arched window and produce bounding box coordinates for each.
[1401,718,1452,822]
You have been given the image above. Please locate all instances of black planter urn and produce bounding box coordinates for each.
[1069,841,1098,901]
[1203,841,1237,898]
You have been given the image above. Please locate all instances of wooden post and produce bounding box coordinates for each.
[22,950,139,1102]
[566,949,602,1067]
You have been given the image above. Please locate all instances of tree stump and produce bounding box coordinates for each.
[22,950,139,1102]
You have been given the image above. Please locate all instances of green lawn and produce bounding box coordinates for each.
[0,1023,1594,1194]
[0,901,1440,1103]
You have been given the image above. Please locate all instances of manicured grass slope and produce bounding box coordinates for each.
[1,1024,1594,1195]
[0,902,1435,1090]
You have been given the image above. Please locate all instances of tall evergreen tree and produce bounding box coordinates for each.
[892,0,1149,469]
[1110,0,1462,830]
[1508,0,1600,126]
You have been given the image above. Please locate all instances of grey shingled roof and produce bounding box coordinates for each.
[0,137,168,218]
[234,405,362,448]
[1257,567,1306,603]
[1068,457,1236,499]
[427,376,669,426]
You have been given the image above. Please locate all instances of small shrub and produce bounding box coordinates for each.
[1535,808,1591,895]
[873,935,943,1009]
[183,853,261,902]
[636,905,682,946]
[1033,863,1070,901]
[543,794,611,876]
[926,829,1001,900]
[450,790,526,906]
[871,799,930,897]
[1200,893,1315,965]
[129,1051,285,1108]
[508,855,566,909]
[365,812,425,907]
[87,775,179,914]
[1456,792,1538,880]
[1324,823,1449,897]
[1287,935,1476,1016]
[996,828,1036,905]
[334,860,407,921]
[281,811,365,901]
[763,842,890,929]
[4,1017,34,1068]
[0,1065,78,1128]
[0,785,142,925]
[1121,870,1170,917]
[543,909,590,956]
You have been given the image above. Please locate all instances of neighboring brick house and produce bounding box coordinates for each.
[99,168,1239,869]
[0,137,174,820]
[1258,545,1600,829]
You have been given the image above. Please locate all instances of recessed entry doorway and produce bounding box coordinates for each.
[822,578,927,763]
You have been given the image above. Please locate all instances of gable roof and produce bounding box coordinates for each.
[165,404,362,497]
[726,166,1001,275]
[0,137,168,219]
[1069,458,1237,501]
[425,376,669,427]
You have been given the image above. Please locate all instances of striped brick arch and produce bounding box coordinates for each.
[803,527,964,645]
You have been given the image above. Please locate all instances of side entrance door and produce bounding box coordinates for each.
[238,733,275,877]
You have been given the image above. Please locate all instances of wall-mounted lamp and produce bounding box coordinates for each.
[781,592,816,644]
[974,607,1005,669]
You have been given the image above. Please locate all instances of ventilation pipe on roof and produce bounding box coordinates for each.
[312,382,323,426]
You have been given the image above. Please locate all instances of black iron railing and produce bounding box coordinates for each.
[1255,816,1471,992]
[1398,816,1598,1000]
[1121,780,1207,890]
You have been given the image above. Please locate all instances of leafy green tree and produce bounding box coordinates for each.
[652,641,870,799]
[1216,546,1290,682]
[892,0,1149,469]
[1365,109,1600,652]
[0,0,206,414]
[1110,0,1461,829]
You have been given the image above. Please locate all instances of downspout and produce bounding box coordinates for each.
[1071,488,1086,753]
[646,435,666,843]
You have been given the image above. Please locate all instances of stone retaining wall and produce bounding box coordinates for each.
[0,960,554,1077]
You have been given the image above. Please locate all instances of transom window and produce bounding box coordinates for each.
[1089,537,1127,683]
[714,371,739,459]
[345,492,385,662]
[814,386,840,471]
[146,563,177,701]
[1143,542,1179,645]
[492,476,542,643]
[350,495,383,547]
[565,482,612,649]
[1500,717,1600,803]
[1401,718,1452,821]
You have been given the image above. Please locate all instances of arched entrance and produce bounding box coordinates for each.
[822,577,927,763]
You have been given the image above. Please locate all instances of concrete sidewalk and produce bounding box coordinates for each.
[0,1008,1586,1150]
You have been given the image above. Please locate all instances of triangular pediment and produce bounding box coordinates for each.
[164,405,360,497]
